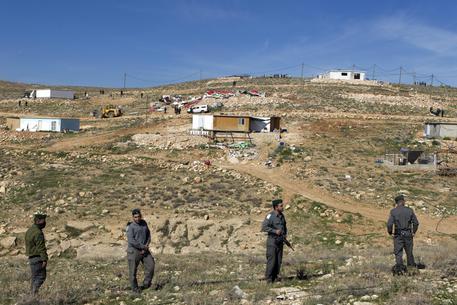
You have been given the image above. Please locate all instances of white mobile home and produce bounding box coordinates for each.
[31,89,75,99]
[13,117,80,132]
[319,70,366,81]
[424,122,457,139]
[191,114,280,133]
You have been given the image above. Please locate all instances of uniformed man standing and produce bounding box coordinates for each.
[262,199,288,283]
[126,209,155,294]
[25,212,48,295]
[387,194,419,267]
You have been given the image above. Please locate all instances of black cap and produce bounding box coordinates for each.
[131,208,141,216]
[395,194,405,203]
[272,199,283,207]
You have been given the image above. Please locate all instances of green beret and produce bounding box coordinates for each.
[395,194,405,203]
[33,211,47,220]
[272,199,283,207]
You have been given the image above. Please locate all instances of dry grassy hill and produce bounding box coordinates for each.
[1,77,457,305]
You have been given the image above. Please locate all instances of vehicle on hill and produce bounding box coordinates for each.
[100,105,123,118]
[187,104,209,113]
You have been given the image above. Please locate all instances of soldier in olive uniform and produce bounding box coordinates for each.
[387,194,419,267]
[262,199,288,283]
[126,208,155,294]
[25,212,48,295]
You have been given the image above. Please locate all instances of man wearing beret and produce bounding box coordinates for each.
[25,212,48,295]
[261,199,288,283]
[387,194,419,268]
[126,208,155,294]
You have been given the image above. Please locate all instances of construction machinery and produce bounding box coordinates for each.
[100,105,123,118]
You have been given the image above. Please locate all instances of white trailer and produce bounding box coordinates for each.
[319,70,366,81]
[32,89,75,99]
[18,117,80,132]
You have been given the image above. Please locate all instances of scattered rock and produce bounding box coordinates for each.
[65,221,95,235]
[193,176,202,183]
[76,244,126,260]
[231,285,247,299]
[0,236,17,249]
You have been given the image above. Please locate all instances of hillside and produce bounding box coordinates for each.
[1,77,457,305]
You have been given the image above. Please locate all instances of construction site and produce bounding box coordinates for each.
[1,74,457,305]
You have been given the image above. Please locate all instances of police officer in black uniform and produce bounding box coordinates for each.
[387,194,419,267]
[262,199,288,283]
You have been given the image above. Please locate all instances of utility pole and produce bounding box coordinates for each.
[431,74,434,86]
[413,72,416,85]
[301,63,304,80]
[398,66,402,85]
[123,73,127,89]
[352,64,355,72]
[371,64,376,80]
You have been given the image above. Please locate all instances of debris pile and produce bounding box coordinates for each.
[131,133,208,150]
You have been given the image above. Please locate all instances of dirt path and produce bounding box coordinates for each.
[226,162,457,237]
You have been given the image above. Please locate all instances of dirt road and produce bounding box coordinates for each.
[227,162,457,237]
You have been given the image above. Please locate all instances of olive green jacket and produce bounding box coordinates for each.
[25,224,48,261]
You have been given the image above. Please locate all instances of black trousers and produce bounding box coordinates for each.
[265,241,283,282]
[394,235,415,266]
[29,257,46,294]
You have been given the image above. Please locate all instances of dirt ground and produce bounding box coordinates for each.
[1,77,457,304]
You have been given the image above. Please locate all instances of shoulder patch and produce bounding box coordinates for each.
[266,214,271,219]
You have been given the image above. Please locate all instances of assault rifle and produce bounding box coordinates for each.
[283,237,294,251]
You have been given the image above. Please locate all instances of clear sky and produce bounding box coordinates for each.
[2,0,457,87]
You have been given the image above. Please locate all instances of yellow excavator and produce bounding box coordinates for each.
[100,105,122,118]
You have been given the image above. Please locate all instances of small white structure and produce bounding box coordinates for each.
[424,122,457,139]
[31,89,75,99]
[12,117,80,132]
[192,114,214,130]
[319,70,366,81]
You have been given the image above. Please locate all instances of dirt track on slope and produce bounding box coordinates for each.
[227,162,457,237]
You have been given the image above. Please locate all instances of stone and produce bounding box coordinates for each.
[414,200,425,208]
[76,244,126,260]
[354,302,374,305]
[193,176,202,183]
[0,185,6,194]
[0,236,17,249]
[65,221,95,235]
[54,207,65,214]
[231,285,247,299]
[303,156,312,162]
[59,240,72,252]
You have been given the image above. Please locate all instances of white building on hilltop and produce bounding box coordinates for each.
[319,70,366,81]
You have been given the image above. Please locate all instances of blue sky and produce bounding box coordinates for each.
[2,0,457,87]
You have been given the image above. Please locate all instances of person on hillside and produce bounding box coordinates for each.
[126,209,155,294]
[261,199,288,283]
[25,211,48,296]
[387,194,419,269]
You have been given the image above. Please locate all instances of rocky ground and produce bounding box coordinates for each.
[1,77,457,304]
